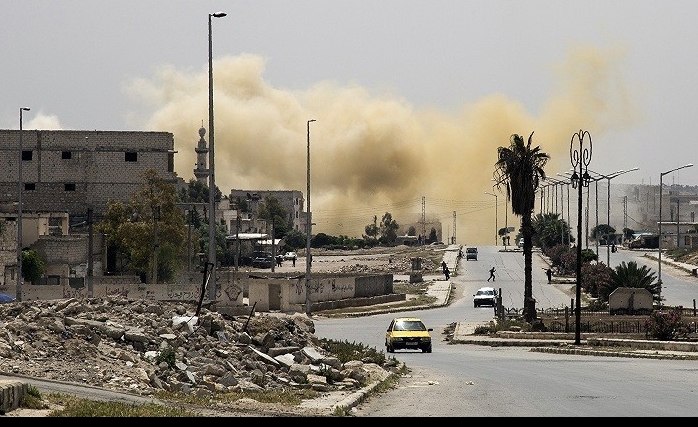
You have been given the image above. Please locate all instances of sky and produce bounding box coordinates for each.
[3,1,698,244]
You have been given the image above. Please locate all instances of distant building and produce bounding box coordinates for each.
[229,189,306,235]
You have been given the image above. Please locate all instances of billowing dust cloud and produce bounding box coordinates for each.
[128,46,638,245]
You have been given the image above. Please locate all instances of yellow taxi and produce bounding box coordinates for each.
[385,317,433,353]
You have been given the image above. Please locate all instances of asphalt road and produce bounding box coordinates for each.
[313,246,698,417]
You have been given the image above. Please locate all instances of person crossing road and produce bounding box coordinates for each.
[487,267,496,282]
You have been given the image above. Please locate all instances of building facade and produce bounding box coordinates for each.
[0,129,181,224]
[228,189,306,235]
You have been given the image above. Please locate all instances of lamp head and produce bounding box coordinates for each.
[211,12,226,18]
[21,107,30,112]
[570,171,579,189]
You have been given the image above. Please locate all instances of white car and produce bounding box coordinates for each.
[283,251,298,261]
[473,287,497,308]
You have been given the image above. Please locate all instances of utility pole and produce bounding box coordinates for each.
[421,196,426,244]
[235,215,241,271]
[87,207,94,298]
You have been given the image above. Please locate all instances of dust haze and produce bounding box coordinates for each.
[125,45,639,245]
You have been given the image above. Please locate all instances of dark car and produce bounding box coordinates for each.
[465,247,478,260]
[251,252,274,269]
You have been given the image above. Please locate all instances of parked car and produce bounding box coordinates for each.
[473,286,497,307]
[283,251,298,261]
[465,247,478,260]
[385,317,433,353]
[252,253,274,269]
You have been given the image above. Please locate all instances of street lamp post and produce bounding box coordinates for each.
[569,129,592,345]
[543,177,568,244]
[589,168,639,265]
[207,11,226,301]
[658,163,693,305]
[16,107,30,302]
[485,192,498,245]
[305,119,316,316]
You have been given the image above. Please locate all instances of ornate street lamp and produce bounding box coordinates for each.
[569,130,592,345]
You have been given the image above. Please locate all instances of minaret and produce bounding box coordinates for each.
[193,125,209,184]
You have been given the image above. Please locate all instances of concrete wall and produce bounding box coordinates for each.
[0,281,243,305]
[0,270,392,314]
[248,273,392,312]
[609,287,653,314]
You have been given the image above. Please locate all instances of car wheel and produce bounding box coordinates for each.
[424,345,432,353]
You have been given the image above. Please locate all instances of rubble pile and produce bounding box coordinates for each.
[326,255,437,275]
[0,297,396,401]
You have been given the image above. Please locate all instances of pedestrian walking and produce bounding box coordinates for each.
[487,267,496,282]
[545,268,552,283]
[441,260,447,273]
[292,255,296,267]
[444,266,450,280]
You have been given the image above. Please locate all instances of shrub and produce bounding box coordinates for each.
[318,338,387,365]
[645,308,691,341]
[154,346,177,369]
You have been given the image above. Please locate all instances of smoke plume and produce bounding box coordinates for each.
[126,45,638,244]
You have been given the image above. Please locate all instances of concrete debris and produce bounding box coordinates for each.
[0,297,395,400]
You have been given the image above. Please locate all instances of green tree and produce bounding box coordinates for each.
[179,178,222,205]
[257,196,290,239]
[364,215,379,246]
[590,224,615,244]
[311,232,334,248]
[428,228,438,243]
[532,212,571,250]
[581,262,613,299]
[379,212,399,246]
[494,132,550,322]
[97,169,187,283]
[283,229,306,249]
[22,248,44,283]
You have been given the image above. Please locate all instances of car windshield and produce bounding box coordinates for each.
[394,320,426,331]
[477,290,494,296]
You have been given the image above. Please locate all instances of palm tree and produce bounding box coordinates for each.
[602,261,659,303]
[532,212,572,250]
[494,132,550,323]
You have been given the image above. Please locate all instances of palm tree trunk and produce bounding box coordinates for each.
[522,211,536,322]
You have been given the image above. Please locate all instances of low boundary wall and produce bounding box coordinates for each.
[0,271,394,314]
